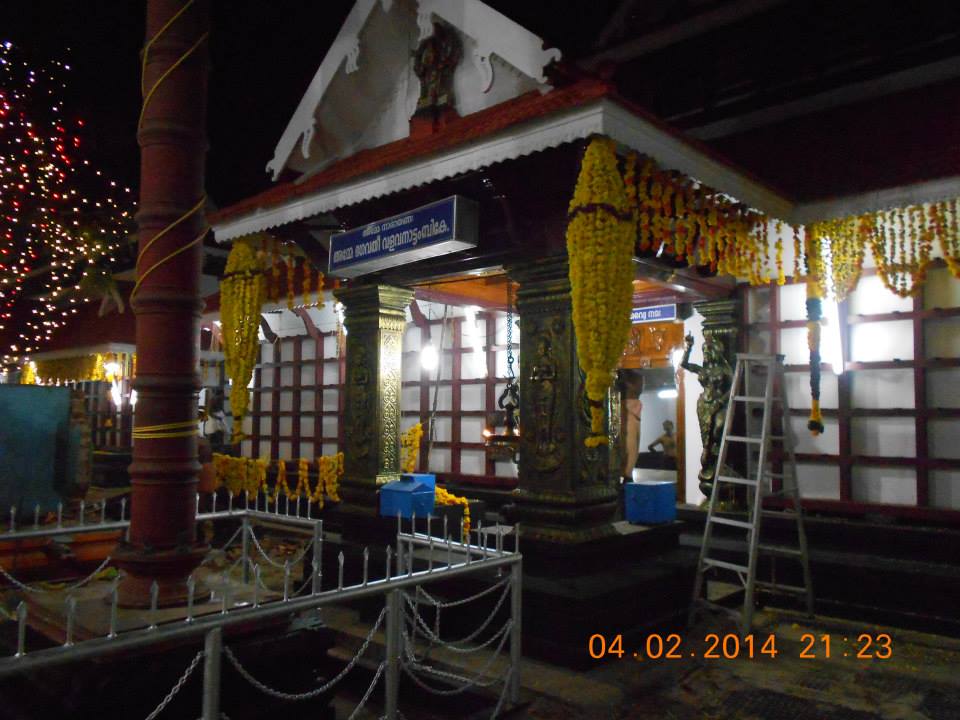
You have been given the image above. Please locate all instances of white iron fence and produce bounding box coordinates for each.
[0,494,522,720]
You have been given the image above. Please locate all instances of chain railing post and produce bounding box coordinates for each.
[312,520,322,595]
[241,515,250,585]
[202,627,222,720]
[510,559,522,705]
[384,589,401,720]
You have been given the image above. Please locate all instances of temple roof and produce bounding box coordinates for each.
[211,76,797,242]
[211,0,960,242]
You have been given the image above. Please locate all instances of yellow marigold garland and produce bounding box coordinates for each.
[632,155,773,283]
[313,452,343,506]
[19,361,37,385]
[435,485,470,539]
[804,230,825,436]
[221,240,266,442]
[286,253,296,309]
[314,268,324,307]
[774,220,786,286]
[566,137,635,447]
[271,248,281,303]
[401,423,424,473]
[326,452,343,502]
[255,457,269,496]
[272,459,291,502]
[292,457,311,498]
[212,454,270,497]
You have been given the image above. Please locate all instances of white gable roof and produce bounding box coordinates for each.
[265,0,561,180]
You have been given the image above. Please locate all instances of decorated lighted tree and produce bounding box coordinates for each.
[0,40,134,366]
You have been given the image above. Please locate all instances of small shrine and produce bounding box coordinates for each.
[1,1,959,717]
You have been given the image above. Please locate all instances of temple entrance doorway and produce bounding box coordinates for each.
[619,318,687,504]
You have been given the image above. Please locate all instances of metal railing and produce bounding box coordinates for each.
[0,495,522,720]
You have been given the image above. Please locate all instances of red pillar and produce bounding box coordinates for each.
[116,0,210,606]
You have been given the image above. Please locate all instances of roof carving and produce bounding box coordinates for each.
[266,0,561,180]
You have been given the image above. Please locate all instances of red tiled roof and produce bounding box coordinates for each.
[210,79,616,226]
[34,286,137,354]
[210,76,791,229]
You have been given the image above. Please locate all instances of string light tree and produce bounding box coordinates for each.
[0,40,135,371]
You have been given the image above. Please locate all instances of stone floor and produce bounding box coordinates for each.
[148,532,960,720]
[4,525,959,720]
[508,609,960,720]
[320,595,960,720]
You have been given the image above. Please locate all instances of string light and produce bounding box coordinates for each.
[0,41,135,367]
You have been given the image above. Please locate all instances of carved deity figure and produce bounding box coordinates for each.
[348,345,372,458]
[530,336,559,467]
[681,333,733,496]
[413,22,462,116]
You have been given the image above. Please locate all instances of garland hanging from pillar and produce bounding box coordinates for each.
[566,137,636,447]
[220,240,266,442]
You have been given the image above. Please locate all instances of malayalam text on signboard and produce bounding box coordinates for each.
[328,196,478,278]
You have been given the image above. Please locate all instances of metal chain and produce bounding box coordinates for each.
[405,579,511,646]
[223,606,386,701]
[144,649,204,720]
[489,664,513,719]
[401,621,512,696]
[248,526,314,569]
[0,556,112,594]
[505,279,515,380]
[345,660,385,720]
[197,525,243,568]
[415,575,510,608]
[408,577,511,661]
[405,611,512,655]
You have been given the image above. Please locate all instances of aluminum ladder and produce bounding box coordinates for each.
[689,353,814,634]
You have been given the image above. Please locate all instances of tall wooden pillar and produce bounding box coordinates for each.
[508,256,618,544]
[334,284,413,512]
[116,0,209,606]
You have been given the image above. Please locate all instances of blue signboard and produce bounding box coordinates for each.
[631,304,677,324]
[329,195,478,278]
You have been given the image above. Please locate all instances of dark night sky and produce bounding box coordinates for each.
[0,1,621,209]
[0,0,355,208]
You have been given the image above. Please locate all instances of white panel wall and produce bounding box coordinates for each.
[400,302,517,478]
[638,389,676,451]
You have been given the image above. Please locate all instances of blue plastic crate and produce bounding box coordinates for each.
[401,473,436,491]
[380,473,436,519]
[624,480,676,524]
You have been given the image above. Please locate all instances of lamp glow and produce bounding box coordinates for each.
[421,341,439,371]
[129,389,137,407]
[109,380,122,407]
[671,347,684,372]
[821,298,844,375]
[657,388,678,399]
[462,305,479,349]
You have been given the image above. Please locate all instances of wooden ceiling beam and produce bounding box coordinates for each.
[582,0,787,68]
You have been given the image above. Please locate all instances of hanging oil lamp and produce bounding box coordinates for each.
[483,278,520,463]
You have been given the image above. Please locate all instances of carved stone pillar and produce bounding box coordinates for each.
[334,284,413,513]
[508,256,618,544]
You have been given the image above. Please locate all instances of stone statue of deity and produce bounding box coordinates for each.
[413,21,462,117]
[681,333,733,497]
[530,336,558,465]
